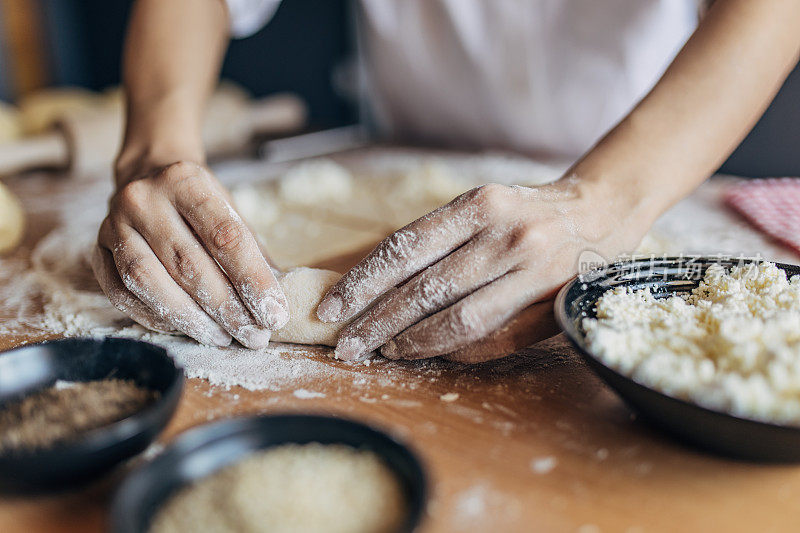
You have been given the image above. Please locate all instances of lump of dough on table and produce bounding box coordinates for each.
[272,267,350,346]
[0,182,25,254]
[18,87,100,134]
[0,101,21,141]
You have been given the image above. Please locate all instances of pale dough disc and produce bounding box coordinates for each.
[272,267,349,346]
[304,161,475,233]
[0,182,25,254]
[259,210,385,271]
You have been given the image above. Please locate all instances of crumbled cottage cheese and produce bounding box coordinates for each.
[583,262,800,425]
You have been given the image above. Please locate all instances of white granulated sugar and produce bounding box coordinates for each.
[530,456,558,474]
[584,262,800,424]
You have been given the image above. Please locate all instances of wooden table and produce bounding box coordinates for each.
[2,161,800,533]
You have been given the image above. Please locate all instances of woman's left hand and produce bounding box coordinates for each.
[316,180,643,363]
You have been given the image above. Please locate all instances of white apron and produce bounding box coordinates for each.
[227,0,698,158]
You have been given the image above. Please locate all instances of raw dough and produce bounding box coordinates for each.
[18,87,100,134]
[272,267,350,346]
[0,182,25,254]
[278,159,354,205]
[234,157,478,270]
[0,101,21,141]
[260,210,384,271]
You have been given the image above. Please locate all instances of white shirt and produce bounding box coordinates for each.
[227,0,698,159]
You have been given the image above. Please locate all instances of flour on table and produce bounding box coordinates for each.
[530,456,558,474]
[292,389,327,399]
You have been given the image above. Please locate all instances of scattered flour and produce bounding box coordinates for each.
[439,392,460,402]
[530,456,558,474]
[452,482,522,531]
[293,389,326,399]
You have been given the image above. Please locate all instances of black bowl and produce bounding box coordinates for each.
[0,337,183,493]
[555,256,800,462]
[110,415,427,533]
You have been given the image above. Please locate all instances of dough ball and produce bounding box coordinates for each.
[0,101,21,141]
[18,87,99,134]
[272,268,349,346]
[0,182,25,254]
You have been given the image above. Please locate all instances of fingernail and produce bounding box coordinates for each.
[238,325,272,350]
[335,336,366,361]
[199,327,232,347]
[261,295,289,330]
[381,340,399,359]
[317,295,343,322]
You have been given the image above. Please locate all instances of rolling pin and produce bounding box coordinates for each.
[0,90,306,178]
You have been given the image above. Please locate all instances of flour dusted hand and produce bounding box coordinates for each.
[92,161,288,349]
[317,181,643,362]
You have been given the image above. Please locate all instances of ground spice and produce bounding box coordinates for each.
[0,378,158,453]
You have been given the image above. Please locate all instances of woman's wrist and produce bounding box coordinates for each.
[115,139,204,188]
[116,86,209,180]
[115,103,205,187]
[555,162,665,255]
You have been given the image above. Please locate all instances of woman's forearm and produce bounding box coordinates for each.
[569,0,800,235]
[116,0,229,185]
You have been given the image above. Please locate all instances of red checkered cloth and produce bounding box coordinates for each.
[724,177,800,255]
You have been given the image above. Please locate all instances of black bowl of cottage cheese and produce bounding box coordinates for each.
[556,255,800,462]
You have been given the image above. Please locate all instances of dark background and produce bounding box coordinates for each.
[36,0,356,127]
[4,0,800,177]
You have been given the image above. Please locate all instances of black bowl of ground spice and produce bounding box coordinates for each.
[0,337,183,494]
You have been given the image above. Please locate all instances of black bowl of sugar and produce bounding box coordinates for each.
[111,415,427,533]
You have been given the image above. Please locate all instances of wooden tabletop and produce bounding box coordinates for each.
[2,163,800,533]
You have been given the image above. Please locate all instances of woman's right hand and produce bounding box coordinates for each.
[91,160,289,349]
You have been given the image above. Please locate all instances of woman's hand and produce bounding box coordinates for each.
[317,180,643,363]
[91,160,289,349]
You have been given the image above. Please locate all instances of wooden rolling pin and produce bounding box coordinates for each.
[0,90,306,178]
